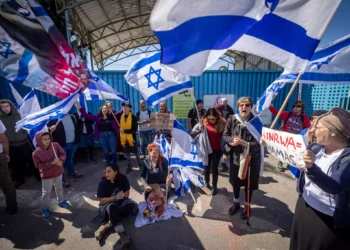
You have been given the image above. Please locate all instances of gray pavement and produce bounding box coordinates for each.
[0,150,298,250]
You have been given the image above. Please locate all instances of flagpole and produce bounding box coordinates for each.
[92,81,120,127]
[165,128,174,202]
[269,72,303,129]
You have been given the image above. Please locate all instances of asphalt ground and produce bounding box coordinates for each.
[0,149,298,250]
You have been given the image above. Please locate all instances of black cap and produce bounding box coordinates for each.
[122,102,132,108]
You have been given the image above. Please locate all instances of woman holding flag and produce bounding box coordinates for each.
[76,102,119,165]
[222,97,262,220]
[192,108,226,195]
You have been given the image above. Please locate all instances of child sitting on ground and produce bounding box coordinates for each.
[146,184,166,218]
[32,131,71,218]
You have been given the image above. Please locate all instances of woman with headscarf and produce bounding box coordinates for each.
[290,108,350,250]
[222,97,262,220]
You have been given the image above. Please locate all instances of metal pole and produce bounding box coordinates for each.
[64,10,71,44]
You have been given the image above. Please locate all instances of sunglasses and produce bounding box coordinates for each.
[239,104,250,107]
[293,105,302,108]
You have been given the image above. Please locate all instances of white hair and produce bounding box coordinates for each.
[221,98,227,102]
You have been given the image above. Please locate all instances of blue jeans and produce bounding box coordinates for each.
[139,130,153,155]
[62,143,78,175]
[99,132,117,165]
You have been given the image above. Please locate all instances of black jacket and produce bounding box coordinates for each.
[75,113,94,134]
[222,105,234,120]
[47,115,80,147]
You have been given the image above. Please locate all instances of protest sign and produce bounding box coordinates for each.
[173,91,193,119]
[262,127,308,168]
[149,113,175,130]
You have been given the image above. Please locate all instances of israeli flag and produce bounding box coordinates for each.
[256,35,350,113]
[235,114,264,176]
[83,67,128,101]
[8,83,23,108]
[16,88,81,132]
[153,134,171,160]
[77,94,88,118]
[124,52,193,107]
[150,0,341,76]
[169,120,204,170]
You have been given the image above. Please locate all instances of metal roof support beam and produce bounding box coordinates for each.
[57,0,95,14]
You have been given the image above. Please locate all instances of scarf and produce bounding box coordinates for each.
[120,112,134,147]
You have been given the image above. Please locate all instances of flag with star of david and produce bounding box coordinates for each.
[0,0,90,99]
[124,52,193,107]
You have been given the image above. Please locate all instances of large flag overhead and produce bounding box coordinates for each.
[0,0,89,98]
[169,120,204,170]
[16,87,81,132]
[124,52,192,107]
[83,67,128,101]
[256,34,350,113]
[150,0,341,76]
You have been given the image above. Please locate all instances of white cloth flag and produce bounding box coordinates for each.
[124,52,193,107]
[256,34,350,113]
[150,0,341,76]
[16,87,81,132]
[169,120,205,170]
[83,66,128,101]
[8,83,23,108]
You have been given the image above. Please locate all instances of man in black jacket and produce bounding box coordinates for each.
[47,112,83,187]
[0,99,40,188]
[221,98,234,120]
[76,112,96,163]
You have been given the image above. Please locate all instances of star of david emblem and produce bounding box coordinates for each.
[0,41,15,59]
[190,141,197,160]
[144,66,164,90]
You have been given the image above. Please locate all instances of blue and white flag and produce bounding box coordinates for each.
[16,87,81,132]
[150,0,341,76]
[77,94,88,118]
[8,83,23,108]
[124,52,192,107]
[169,120,204,170]
[84,67,128,101]
[153,134,171,160]
[256,35,350,113]
[235,114,264,176]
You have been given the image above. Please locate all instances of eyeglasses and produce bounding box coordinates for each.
[293,105,302,108]
[239,104,250,108]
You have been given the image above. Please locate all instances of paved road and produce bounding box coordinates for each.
[0,150,298,250]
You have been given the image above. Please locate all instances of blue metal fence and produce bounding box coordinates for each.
[2,70,341,128]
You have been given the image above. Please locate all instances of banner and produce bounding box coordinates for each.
[172,91,193,119]
[262,127,308,168]
[0,0,89,98]
[149,113,175,130]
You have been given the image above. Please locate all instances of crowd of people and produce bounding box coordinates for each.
[0,96,349,249]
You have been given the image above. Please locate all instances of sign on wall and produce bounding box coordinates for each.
[173,91,194,119]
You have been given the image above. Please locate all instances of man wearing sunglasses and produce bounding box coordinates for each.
[269,101,311,171]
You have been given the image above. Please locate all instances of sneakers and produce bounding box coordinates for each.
[277,161,285,172]
[68,172,83,179]
[58,200,71,208]
[42,207,51,219]
[62,181,71,188]
[228,202,240,216]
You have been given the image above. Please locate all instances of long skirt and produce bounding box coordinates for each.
[290,196,350,250]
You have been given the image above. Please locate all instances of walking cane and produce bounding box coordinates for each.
[246,163,251,227]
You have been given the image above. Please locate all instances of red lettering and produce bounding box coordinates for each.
[287,137,296,150]
[296,142,302,148]
[273,133,279,144]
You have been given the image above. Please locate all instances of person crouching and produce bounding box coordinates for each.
[32,131,71,218]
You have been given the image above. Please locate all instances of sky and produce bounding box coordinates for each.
[90,0,350,71]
